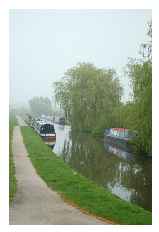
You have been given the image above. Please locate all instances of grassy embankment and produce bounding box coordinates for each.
[21,126,152,225]
[9,114,17,203]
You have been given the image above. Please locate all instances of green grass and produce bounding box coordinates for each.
[9,114,17,203]
[21,126,152,225]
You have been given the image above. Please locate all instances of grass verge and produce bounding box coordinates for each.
[21,126,152,225]
[9,114,17,203]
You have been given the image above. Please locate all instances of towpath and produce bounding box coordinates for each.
[9,116,108,225]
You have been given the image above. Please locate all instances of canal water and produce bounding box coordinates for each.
[53,124,152,211]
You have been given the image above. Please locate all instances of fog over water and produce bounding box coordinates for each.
[10,9,151,107]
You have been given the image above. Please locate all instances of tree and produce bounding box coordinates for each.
[29,96,53,117]
[126,21,152,154]
[139,21,152,61]
[54,63,122,134]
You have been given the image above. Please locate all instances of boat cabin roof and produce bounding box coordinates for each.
[37,121,54,126]
[111,128,128,131]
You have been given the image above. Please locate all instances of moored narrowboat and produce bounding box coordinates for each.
[104,128,135,152]
[36,121,56,147]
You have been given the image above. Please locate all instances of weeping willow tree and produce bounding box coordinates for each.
[54,63,122,134]
[125,21,152,154]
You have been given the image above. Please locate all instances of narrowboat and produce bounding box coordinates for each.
[104,128,135,152]
[35,121,56,147]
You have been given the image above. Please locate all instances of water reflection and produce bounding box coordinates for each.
[104,143,133,160]
[53,125,152,211]
[53,124,71,156]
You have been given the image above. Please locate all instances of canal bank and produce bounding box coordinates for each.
[10,118,107,224]
[20,125,152,224]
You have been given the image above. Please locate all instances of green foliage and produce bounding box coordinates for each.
[54,63,122,134]
[21,126,152,224]
[53,21,152,155]
[9,111,17,203]
[126,60,152,154]
[125,22,152,154]
[29,96,53,117]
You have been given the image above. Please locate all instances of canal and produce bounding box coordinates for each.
[53,123,152,211]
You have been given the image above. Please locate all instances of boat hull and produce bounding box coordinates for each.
[41,135,56,147]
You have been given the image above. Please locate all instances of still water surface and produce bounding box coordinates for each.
[53,124,152,211]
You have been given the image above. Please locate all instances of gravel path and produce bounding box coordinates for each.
[9,117,107,225]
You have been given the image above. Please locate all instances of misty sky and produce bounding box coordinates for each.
[10,9,151,107]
